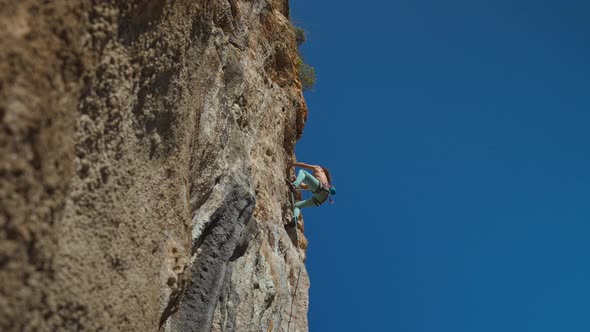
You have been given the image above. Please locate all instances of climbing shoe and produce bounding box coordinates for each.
[285,179,297,192]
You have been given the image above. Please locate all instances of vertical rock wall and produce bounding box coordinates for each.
[0,1,310,331]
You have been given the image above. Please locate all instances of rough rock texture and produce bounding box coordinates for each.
[0,1,310,331]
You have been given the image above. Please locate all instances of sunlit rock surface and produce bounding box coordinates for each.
[0,1,309,331]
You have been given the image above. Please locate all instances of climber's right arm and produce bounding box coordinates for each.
[294,161,317,170]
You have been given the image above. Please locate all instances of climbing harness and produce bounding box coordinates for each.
[313,182,336,205]
[311,182,327,194]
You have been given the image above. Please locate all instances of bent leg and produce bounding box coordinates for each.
[293,198,317,222]
[293,170,320,192]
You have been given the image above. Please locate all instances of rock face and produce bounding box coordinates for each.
[0,1,310,331]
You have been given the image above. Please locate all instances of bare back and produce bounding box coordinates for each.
[312,166,329,185]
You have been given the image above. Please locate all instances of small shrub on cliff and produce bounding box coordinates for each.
[297,57,316,91]
[291,24,315,90]
[294,27,306,46]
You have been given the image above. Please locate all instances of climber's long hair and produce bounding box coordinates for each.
[322,167,332,185]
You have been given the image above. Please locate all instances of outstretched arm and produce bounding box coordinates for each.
[294,161,318,170]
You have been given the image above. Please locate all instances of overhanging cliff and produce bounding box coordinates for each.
[0,1,310,331]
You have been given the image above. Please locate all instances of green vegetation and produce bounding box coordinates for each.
[292,25,316,91]
[297,57,316,91]
[294,27,306,46]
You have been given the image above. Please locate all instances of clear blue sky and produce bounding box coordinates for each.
[290,1,590,331]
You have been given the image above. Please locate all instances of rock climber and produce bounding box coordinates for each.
[288,161,336,223]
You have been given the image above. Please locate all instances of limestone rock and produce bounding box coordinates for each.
[0,1,309,331]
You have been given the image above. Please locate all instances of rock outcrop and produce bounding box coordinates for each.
[0,1,310,331]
